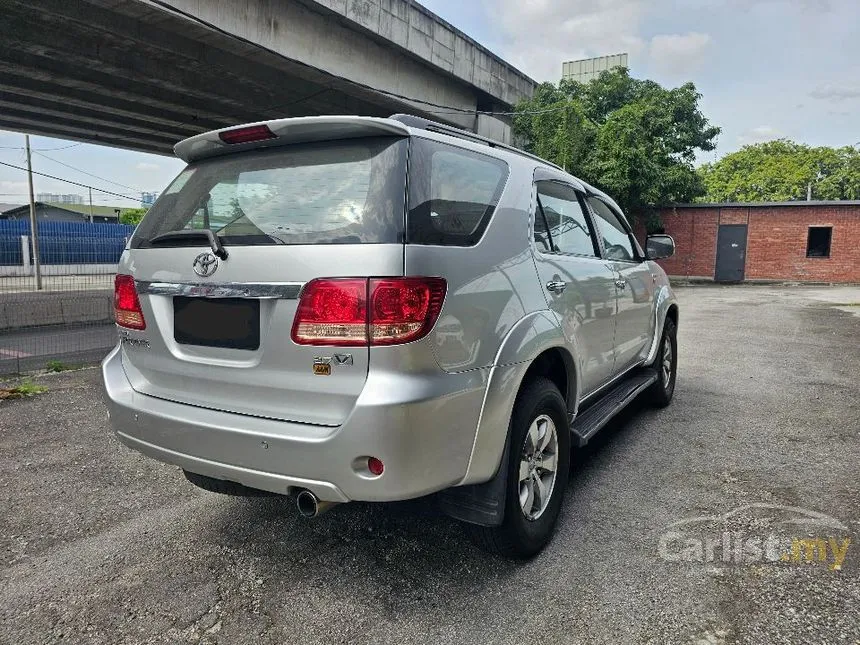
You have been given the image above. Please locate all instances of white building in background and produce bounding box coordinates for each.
[561,53,628,84]
[141,191,158,207]
[36,192,84,204]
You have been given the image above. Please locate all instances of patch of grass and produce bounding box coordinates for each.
[45,360,74,373]
[0,381,48,400]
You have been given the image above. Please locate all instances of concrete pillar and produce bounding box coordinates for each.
[20,235,31,274]
[476,114,512,145]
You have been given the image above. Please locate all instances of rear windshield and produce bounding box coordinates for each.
[407,138,509,246]
[131,137,407,248]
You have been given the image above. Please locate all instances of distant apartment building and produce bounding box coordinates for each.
[561,53,628,84]
[36,192,84,205]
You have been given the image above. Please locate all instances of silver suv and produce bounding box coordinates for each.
[102,114,678,558]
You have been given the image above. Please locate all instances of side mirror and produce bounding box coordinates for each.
[646,234,675,260]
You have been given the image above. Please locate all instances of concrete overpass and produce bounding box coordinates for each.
[0,0,536,155]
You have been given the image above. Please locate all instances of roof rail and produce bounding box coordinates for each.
[389,114,564,172]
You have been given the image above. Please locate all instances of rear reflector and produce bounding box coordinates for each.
[114,274,146,330]
[291,277,446,347]
[218,124,277,145]
[367,457,384,476]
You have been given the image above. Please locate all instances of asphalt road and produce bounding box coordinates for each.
[1,285,858,645]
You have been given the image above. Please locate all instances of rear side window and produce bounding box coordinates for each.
[407,138,509,246]
[131,137,407,248]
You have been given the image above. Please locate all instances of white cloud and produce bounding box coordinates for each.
[486,0,649,81]
[0,180,29,195]
[135,162,160,171]
[649,32,712,78]
[808,83,860,102]
[737,125,783,145]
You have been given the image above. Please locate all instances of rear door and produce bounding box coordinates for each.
[531,181,618,394]
[585,195,655,373]
[120,136,407,426]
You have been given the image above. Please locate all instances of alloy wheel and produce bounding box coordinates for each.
[518,414,559,521]
[662,337,673,388]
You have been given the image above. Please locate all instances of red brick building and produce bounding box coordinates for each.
[638,202,860,283]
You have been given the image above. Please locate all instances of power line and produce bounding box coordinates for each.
[36,142,84,151]
[0,142,84,151]
[32,150,142,193]
[0,160,139,201]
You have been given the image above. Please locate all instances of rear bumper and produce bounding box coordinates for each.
[101,346,489,502]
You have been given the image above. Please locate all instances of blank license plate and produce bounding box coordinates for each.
[173,297,260,350]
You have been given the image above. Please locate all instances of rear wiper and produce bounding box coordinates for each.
[149,229,228,260]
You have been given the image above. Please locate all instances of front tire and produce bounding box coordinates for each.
[646,317,677,408]
[466,377,570,558]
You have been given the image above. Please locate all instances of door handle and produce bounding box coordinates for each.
[614,279,626,290]
[546,281,567,294]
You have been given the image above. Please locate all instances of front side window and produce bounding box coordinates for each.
[132,137,407,248]
[407,138,509,246]
[587,197,636,262]
[536,182,599,256]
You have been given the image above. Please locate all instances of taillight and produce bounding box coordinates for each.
[114,274,145,330]
[218,124,277,145]
[291,278,367,346]
[369,277,446,345]
[291,277,446,346]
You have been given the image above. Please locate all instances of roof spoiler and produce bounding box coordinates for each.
[174,116,410,163]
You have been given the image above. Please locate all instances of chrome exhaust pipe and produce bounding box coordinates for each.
[295,489,337,518]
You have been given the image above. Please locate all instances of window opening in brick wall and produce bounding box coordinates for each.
[806,226,832,258]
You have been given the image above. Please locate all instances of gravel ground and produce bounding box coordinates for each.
[1,285,858,645]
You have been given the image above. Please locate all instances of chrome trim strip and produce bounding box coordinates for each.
[136,280,304,299]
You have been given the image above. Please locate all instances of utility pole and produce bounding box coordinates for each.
[88,187,94,223]
[24,134,42,290]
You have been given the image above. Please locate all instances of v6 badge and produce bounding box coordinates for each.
[313,354,353,375]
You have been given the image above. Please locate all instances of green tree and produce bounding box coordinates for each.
[119,207,148,225]
[513,68,720,220]
[698,140,860,202]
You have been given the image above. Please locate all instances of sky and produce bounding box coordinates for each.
[1,0,857,208]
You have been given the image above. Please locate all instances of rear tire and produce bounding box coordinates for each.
[183,470,276,497]
[646,317,677,408]
[466,377,570,558]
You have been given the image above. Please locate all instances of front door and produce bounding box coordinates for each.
[532,181,618,394]
[585,196,655,374]
[715,224,748,282]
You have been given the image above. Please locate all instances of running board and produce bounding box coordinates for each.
[571,369,659,446]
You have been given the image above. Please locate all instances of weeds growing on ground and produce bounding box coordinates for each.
[46,360,74,372]
[0,381,48,400]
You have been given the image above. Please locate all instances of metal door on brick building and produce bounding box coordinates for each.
[715,224,748,282]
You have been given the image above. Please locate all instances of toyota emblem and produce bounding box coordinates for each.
[192,252,219,277]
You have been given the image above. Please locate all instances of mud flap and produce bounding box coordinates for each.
[437,434,510,527]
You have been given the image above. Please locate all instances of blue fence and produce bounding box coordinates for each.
[0,220,135,266]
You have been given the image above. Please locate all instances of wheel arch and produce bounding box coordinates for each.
[666,303,679,327]
[519,346,576,415]
[440,312,577,526]
[459,310,578,487]
[645,285,679,365]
